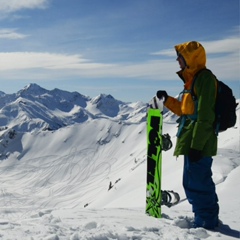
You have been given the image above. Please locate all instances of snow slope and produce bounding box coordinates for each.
[0,84,239,239]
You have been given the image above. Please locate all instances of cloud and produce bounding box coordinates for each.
[0,0,49,13]
[152,35,240,57]
[151,49,175,57]
[0,52,114,71]
[0,51,176,81]
[202,37,240,54]
[0,33,238,82]
[0,28,28,39]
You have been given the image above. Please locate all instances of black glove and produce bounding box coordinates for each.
[156,90,168,102]
[188,148,202,163]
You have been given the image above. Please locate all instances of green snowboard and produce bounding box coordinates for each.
[146,108,163,218]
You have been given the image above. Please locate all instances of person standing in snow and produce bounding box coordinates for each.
[157,41,219,229]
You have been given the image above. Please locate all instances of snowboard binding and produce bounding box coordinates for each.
[162,133,172,151]
[161,190,180,208]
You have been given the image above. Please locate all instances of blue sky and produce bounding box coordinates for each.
[0,0,239,102]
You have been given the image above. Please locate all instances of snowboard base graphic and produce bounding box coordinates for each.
[146,108,163,218]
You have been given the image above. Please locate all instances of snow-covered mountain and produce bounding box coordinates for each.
[0,83,146,133]
[0,84,239,240]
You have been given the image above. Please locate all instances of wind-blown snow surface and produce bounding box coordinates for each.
[0,84,239,239]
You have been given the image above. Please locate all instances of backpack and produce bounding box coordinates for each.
[191,69,238,134]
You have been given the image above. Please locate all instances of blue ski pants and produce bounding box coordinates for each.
[183,156,219,229]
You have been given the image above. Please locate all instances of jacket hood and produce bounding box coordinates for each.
[175,41,206,82]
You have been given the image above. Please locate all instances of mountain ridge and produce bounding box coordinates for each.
[0,83,147,133]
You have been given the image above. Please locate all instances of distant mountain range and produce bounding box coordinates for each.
[0,83,147,133]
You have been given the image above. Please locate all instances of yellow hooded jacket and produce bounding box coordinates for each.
[164,41,217,156]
